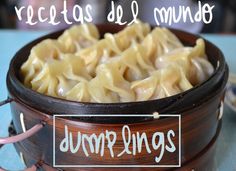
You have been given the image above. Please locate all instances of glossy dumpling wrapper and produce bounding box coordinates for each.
[65,82,91,102]
[21,39,67,87]
[121,43,155,82]
[88,77,120,103]
[104,21,150,53]
[155,39,214,85]
[141,27,184,64]
[188,39,214,84]
[117,27,182,82]
[30,54,90,97]
[58,23,100,53]
[131,64,193,101]
[98,27,177,82]
[77,21,151,76]
[89,62,135,103]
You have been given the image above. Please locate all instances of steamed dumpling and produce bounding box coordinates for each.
[21,39,66,87]
[77,21,151,76]
[21,24,99,87]
[20,21,214,103]
[155,39,214,85]
[91,62,135,102]
[58,23,100,53]
[65,82,91,102]
[141,27,183,64]
[131,65,193,101]
[30,54,90,97]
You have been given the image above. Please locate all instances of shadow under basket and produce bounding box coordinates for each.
[3,24,229,170]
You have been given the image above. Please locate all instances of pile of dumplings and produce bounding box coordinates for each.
[20,21,214,103]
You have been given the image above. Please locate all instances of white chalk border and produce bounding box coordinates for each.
[53,114,181,168]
